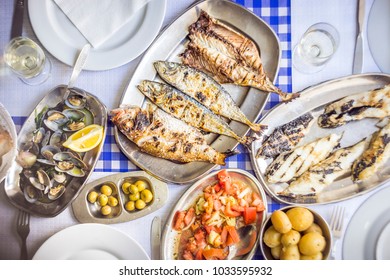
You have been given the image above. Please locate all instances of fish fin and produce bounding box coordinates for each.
[216,149,239,165]
[280,92,300,102]
[248,122,268,133]
[241,135,259,147]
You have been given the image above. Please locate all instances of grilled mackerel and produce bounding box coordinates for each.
[256,113,314,159]
[352,122,390,182]
[181,10,298,101]
[137,80,254,146]
[154,61,266,132]
[318,85,390,128]
[111,105,236,165]
[278,139,367,198]
[266,134,342,184]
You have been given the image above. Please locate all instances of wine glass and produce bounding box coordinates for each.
[3,36,51,85]
[293,23,340,74]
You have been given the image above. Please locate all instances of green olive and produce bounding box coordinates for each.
[134,180,148,192]
[108,196,118,207]
[87,191,98,203]
[100,185,113,196]
[129,184,139,194]
[125,201,135,211]
[141,189,153,203]
[135,199,146,210]
[98,194,108,206]
[121,182,131,194]
[129,192,140,201]
[101,205,112,216]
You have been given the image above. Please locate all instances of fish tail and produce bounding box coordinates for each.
[240,135,259,147]
[247,122,268,133]
[216,149,239,165]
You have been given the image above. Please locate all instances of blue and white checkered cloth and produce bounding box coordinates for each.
[11,0,291,259]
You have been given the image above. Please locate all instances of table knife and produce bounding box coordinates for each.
[11,0,25,39]
[150,216,161,260]
[353,0,365,74]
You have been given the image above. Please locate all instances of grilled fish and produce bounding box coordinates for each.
[352,122,390,182]
[111,105,236,165]
[154,61,266,132]
[256,113,314,159]
[278,139,367,197]
[137,80,254,146]
[266,134,342,184]
[181,10,298,101]
[318,85,390,128]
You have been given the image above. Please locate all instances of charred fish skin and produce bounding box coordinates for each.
[256,113,314,159]
[111,105,236,165]
[266,133,342,184]
[278,139,367,198]
[137,80,254,146]
[352,122,390,182]
[153,60,266,132]
[181,10,298,102]
[318,85,390,128]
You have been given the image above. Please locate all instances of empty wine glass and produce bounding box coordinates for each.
[3,36,51,85]
[293,23,340,74]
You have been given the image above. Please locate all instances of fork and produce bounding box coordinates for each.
[16,210,30,260]
[329,205,345,260]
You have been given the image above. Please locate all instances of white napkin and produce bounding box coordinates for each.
[54,0,150,48]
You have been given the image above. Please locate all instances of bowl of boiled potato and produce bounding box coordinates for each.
[260,206,332,260]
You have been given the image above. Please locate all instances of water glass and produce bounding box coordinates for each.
[293,23,340,74]
[3,36,51,85]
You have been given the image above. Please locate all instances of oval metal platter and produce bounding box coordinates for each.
[72,171,168,224]
[250,73,390,205]
[160,169,268,260]
[115,0,281,184]
[4,86,107,217]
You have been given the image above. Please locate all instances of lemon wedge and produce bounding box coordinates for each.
[63,124,104,153]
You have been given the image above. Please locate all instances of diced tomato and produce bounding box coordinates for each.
[256,202,265,212]
[183,250,194,260]
[220,226,228,246]
[201,213,211,224]
[173,211,186,231]
[231,204,244,212]
[195,249,204,260]
[186,240,198,254]
[217,169,230,182]
[194,228,206,243]
[225,235,235,246]
[184,207,195,226]
[243,207,257,225]
[213,183,221,192]
[202,248,228,260]
[224,202,241,217]
[227,226,240,244]
[213,199,222,211]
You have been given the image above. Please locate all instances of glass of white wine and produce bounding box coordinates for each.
[293,23,339,74]
[3,37,51,85]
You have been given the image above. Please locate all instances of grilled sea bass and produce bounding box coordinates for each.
[279,139,367,198]
[256,113,314,159]
[181,10,298,101]
[137,80,254,146]
[352,122,390,182]
[111,105,236,165]
[154,61,266,132]
[318,85,390,128]
[266,134,342,184]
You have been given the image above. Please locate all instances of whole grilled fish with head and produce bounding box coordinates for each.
[266,133,342,184]
[137,80,255,146]
[111,105,236,165]
[352,122,390,182]
[153,61,266,132]
[256,113,314,159]
[318,85,390,128]
[180,10,298,102]
[278,138,367,198]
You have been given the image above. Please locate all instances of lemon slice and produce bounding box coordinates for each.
[63,124,104,152]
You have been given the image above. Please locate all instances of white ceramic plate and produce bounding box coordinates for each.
[0,103,17,183]
[367,0,390,73]
[28,0,166,71]
[376,222,390,260]
[33,224,149,260]
[342,186,390,259]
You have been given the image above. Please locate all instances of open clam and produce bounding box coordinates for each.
[65,93,87,109]
[48,183,66,200]
[24,185,42,203]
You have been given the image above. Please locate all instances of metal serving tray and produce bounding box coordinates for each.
[250,73,390,205]
[115,0,281,184]
[4,86,107,217]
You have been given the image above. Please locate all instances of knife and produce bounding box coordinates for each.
[11,0,25,39]
[352,0,365,74]
[150,216,161,260]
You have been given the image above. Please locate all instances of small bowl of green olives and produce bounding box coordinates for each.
[72,171,168,224]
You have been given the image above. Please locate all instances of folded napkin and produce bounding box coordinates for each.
[54,0,150,48]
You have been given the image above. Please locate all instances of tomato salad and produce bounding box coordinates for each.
[172,170,265,260]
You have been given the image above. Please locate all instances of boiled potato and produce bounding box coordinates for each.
[280,245,300,260]
[271,245,282,259]
[125,201,135,211]
[98,194,108,206]
[121,182,131,194]
[271,210,292,234]
[129,184,139,195]
[281,230,301,247]
[263,226,282,248]
[300,252,323,260]
[87,191,98,203]
[286,207,314,231]
[108,196,118,207]
[299,232,326,256]
[100,185,113,196]
[101,205,112,216]
[134,180,148,192]
[141,189,153,203]
[303,223,323,235]
[135,199,146,210]
[129,192,140,201]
